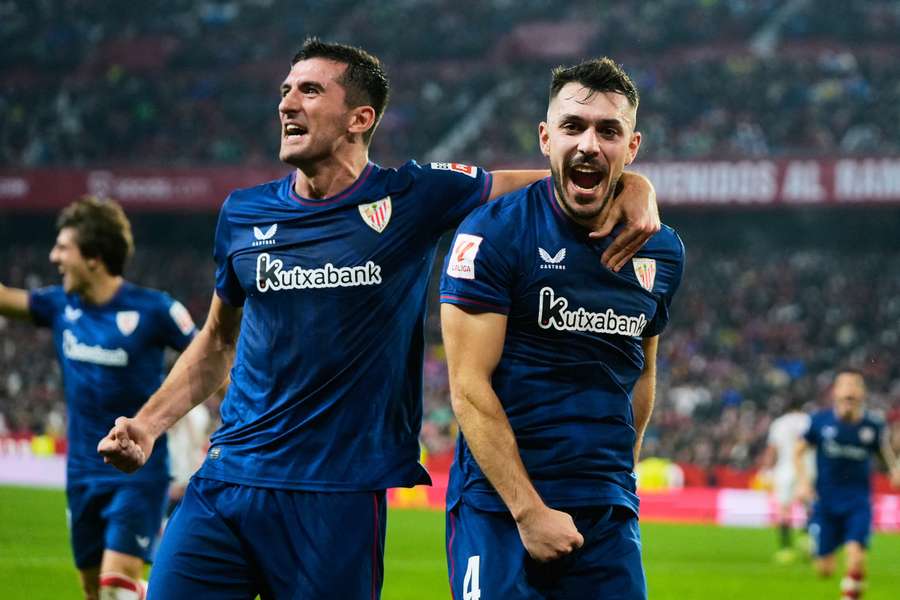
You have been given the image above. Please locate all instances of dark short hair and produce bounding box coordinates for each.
[56,196,134,276]
[550,57,639,110]
[292,38,390,143]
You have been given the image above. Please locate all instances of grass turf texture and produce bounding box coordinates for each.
[2,486,899,599]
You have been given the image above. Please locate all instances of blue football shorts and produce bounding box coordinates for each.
[66,478,168,569]
[809,501,872,557]
[446,500,646,600]
[148,476,387,600]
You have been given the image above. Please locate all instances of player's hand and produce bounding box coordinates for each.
[97,416,154,473]
[589,179,660,272]
[515,504,584,562]
[794,480,814,505]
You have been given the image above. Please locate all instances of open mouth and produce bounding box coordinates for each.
[283,123,308,139]
[567,164,606,192]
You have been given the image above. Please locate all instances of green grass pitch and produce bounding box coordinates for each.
[2,485,899,599]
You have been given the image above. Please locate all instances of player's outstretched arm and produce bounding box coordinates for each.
[98,293,241,473]
[793,439,814,503]
[0,283,30,320]
[490,170,659,271]
[441,303,584,562]
[632,335,659,463]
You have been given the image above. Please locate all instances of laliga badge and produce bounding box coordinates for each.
[359,197,392,233]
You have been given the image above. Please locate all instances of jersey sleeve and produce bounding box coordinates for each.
[156,295,197,351]
[439,207,515,315]
[27,286,62,328]
[803,416,820,446]
[213,198,246,307]
[642,233,685,338]
[419,162,493,233]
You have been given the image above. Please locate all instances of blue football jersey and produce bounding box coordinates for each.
[805,409,883,510]
[201,160,492,491]
[29,282,196,482]
[439,177,684,514]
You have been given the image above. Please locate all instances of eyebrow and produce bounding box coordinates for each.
[280,79,326,93]
[558,114,626,128]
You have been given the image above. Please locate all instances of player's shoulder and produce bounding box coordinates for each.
[640,224,685,262]
[863,409,886,427]
[221,173,293,216]
[456,179,534,235]
[114,282,175,309]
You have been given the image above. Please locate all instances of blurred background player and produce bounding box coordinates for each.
[165,400,215,515]
[761,395,811,563]
[0,197,197,600]
[97,39,660,600]
[795,369,900,600]
[440,57,684,598]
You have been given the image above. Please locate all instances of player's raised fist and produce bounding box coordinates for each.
[97,416,153,473]
[515,505,585,562]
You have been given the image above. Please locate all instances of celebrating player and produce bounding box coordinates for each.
[440,57,684,598]
[0,197,197,600]
[795,369,900,599]
[762,396,812,563]
[97,39,660,599]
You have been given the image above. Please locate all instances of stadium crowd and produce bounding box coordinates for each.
[3,216,899,474]
[2,0,899,167]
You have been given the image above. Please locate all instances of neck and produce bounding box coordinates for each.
[292,150,370,199]
[81,274,123,305]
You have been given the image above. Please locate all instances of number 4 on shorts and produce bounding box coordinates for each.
[463,555,481,600]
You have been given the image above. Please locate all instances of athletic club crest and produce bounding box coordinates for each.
[632,258,657,291]
[358,197,392,233]
[116,311,140,336]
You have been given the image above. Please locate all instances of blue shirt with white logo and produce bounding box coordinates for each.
[29,282,196,483]
[201,160,492,491]
[439,177,684,514]
[804,409,883,511]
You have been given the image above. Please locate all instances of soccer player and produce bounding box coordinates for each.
[762,396,811,563]
[0,197,197,600]
[795,369,900,599]
[97,40,660,599]
[439,57,684,598]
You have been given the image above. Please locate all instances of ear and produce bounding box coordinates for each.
[624,130,641,166]
[538,122,551,158]
[348,106,377,138]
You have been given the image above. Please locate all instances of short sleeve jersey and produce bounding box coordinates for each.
[29,282,196,482]
[202,160,492,491]
[804,409,884,510]
[440,177,685,513]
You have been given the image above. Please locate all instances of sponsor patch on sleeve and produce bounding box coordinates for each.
[430,162,478,178]
[446,234,483,280]
[169,301,196,335]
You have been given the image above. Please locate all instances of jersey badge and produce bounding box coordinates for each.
[539,247,566,270]
[447,234,483,280]
[358,196,392,233]
[64,305,83,322]
[169,301,195,336]
[116,311,140,336]
[430,162,478,178]
[858,426,875,444]
[632,258,657,291]
[252,224,278,247]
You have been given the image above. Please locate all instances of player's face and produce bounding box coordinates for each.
[832,372,866,421]
[278,58,356,167]
[49,227,94,294]
[539,83,641,226]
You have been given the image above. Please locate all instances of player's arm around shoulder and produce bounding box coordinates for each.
[441,304,583,562]
[0,282,30,320]
[98,292,241,473]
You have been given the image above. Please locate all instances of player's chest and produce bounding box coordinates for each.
[55,307,149,366]
[229,198,428,295]
[513,239,659,338]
